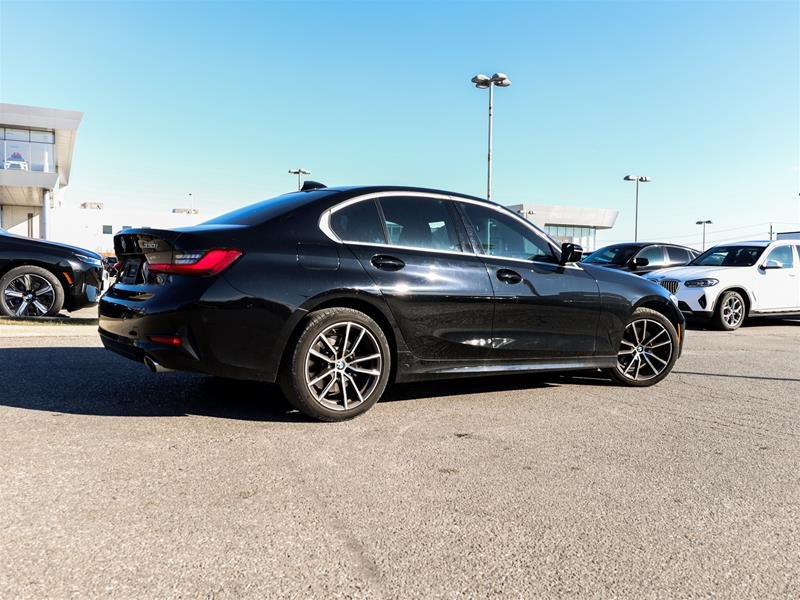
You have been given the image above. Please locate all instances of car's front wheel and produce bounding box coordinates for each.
[605,307,679,387]
[0,266,64,317]
[711,290,746,331]
[280,307,392,421]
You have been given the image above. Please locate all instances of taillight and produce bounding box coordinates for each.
[148,249,243,277]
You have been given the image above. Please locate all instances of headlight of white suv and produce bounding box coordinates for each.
[684,278,719,288]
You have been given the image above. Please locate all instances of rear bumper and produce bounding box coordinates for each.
[98,276,292,381]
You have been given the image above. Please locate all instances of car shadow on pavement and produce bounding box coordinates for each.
[0,347,614,420]
[0,347,302,421]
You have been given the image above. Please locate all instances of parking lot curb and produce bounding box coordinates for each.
[0,316,99,326]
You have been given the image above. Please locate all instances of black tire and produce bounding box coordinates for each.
[0,265,64,317]
[279,307,392,421]
[711,290,746,331]
[604,307,679,387]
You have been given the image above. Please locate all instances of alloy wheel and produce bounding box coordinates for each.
[3,273,56,317]
[721,295,744,328]
[303,321,383,411]
[616,318,674,382]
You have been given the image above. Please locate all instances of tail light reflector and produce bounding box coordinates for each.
[149,335,182,346]
[148,249,242,276]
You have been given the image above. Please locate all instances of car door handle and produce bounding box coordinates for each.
[496,268,522,284]
[371,255,405,271]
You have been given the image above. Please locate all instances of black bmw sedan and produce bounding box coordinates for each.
[583,242,699,275]
[0,227,104,317]
[99,185,685,421]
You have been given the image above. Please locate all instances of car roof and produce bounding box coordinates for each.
[716,240,773,247]
[322,185,491,203]
[595,241,696,249]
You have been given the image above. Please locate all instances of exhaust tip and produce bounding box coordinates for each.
[144,356,173,373]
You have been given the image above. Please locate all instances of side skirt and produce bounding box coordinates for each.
[749,310,800,318]
[394,352,617,383]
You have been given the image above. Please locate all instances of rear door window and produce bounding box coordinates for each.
[377,196,462,252]
[666,246,691,264]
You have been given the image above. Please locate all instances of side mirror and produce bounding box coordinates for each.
[633,257,650,267]
[762,260,783,270]
[560,243,583,265]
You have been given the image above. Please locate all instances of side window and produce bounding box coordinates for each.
[330,200,386,244]
[377,196,462,252]
[636,245,665,267]
[765,245,794,268]
[461,203,557,263]
[666,246,691,264]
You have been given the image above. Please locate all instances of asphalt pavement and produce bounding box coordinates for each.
[0,320,798,598]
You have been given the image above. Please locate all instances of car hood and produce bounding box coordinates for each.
[646,265,733,281]
[1,232,101,259]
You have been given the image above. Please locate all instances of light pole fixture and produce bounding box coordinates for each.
[623,175,652,241]
[696,219,712,250]
[289,168,310,191]
[471,72,511,202]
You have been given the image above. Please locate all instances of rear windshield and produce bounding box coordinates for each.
[691,245,765,267]
[583,244,639,266]
[203,190,333,226]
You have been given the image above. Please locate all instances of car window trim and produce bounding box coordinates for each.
[319,191,563,260]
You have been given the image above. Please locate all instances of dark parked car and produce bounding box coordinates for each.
[0,227,104,317]
[99,185,685,421]
[583,242,699,275]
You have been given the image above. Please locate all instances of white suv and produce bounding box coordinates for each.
[645,240,800,330]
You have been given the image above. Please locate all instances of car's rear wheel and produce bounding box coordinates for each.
[605,307,678,387]
[712,290,745,331]
[0,266,64,317]
[280,307,391,421]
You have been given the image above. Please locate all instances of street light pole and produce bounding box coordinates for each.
[288,168,310,190]
[623,175,652,241]
[696,219,712,250]
[487,82,494,202]
[472,73,511,202]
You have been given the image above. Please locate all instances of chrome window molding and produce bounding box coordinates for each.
[318,191,565,260]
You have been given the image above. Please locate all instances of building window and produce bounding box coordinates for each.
[0,127,56,172]
[545,224,599,251]
[102,225,113,235]
[4,128,29,141]
[3,140,30,171]
[30,130,55,143]
[29,142,55,172]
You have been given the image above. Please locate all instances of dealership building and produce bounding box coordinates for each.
[507,203,618,251]
[2,102,618,254]
[0,103,83,239]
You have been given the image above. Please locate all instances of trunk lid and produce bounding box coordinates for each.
[113,225,244,285]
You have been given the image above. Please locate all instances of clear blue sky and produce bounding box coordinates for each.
[1,0,798,247]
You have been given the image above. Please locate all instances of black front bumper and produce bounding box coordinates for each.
[64,265,104,312]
